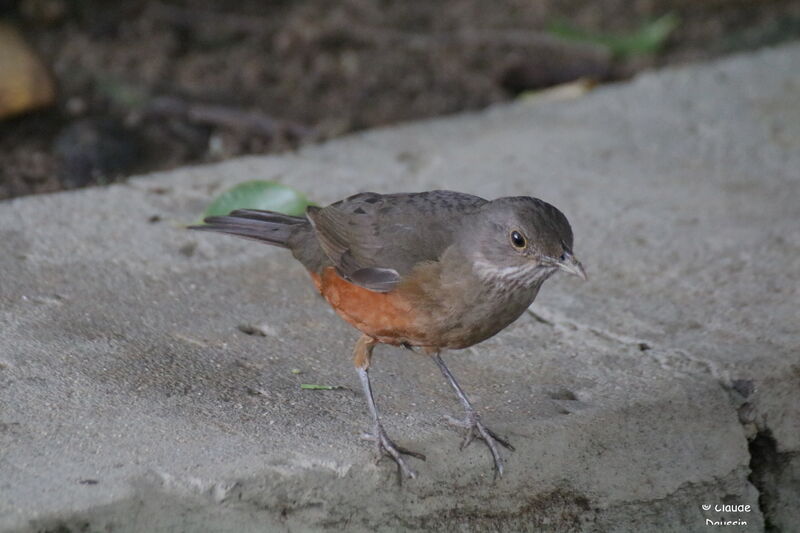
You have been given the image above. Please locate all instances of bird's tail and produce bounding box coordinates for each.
[188,209,308,248]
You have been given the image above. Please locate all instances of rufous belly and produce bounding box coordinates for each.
[310,267,428,346]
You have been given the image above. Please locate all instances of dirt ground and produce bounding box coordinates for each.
[2,0,799,200]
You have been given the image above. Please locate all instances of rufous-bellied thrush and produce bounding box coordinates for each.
[191,190,586,478]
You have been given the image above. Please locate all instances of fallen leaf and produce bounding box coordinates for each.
[202,180,312,219]
[0,22,56,119]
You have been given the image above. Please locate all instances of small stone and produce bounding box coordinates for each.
[238,323,264,336]
[178,241,197,257]
[540,384,578,401]
[237,322,279,337]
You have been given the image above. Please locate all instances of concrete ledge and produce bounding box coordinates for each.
[1,44,798,532]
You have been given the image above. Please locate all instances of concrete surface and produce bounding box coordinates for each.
[1,44,799,532]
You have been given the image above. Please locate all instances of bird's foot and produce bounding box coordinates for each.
[445,409,514,476]
[361,424,426,480]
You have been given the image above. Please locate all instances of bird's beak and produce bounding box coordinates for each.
[557,252,588,281]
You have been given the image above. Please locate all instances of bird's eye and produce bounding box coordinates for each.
[510,230,527,249]
[559,253,567,261]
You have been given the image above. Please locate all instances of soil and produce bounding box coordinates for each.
[2,0,799,200]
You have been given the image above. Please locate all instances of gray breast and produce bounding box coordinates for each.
[444,280,543,349]
[413,253,548,350]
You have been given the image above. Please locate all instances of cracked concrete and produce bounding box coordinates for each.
[1,44,799,531]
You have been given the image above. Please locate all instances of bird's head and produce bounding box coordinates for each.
[462,196,587,286]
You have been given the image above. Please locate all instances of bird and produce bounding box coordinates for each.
[190,190,586,478]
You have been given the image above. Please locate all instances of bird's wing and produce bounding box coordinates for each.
[306,191,486,292]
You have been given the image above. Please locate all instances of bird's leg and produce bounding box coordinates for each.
[433,352,514,476]
[354,335,425,480]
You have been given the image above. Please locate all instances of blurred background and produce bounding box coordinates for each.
[1,0,799,201]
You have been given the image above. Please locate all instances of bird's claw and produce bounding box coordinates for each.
[361,426,425,480]
[445,410,514,476]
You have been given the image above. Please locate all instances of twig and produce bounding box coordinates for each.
[144,96,315,140]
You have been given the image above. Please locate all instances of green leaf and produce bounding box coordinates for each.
[549,13,679,57]
[202,180,312,219]
[300,384,342,390]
